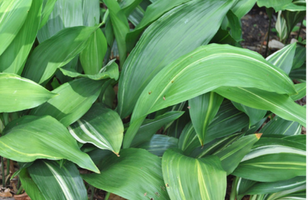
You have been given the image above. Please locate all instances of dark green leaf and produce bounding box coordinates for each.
[19,168,46,200]
[260,115,301,136]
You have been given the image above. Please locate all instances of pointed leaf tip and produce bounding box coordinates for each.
[255,133,262,139]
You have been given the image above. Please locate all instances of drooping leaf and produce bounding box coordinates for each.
[40,0,57,29]
[162,149,226,200]
[0,115,99,173]
[31,78,104,127]
[123,44,296,148]
[260,115,301,136]
[23,26,98,84]
[214,133,261,174]
[83,148,169,200]
[232,102,267,126]
[257,0,306,12]
[68,104,124,155]
[19,168,46,200]
[232,137,306,182]
[118,0,235,118]
[215,87,305,126]
[0,0,42,75]
[0,0,32,56]
[0,73,56,112]
[28,160,88,200]
[188,92,224,145]
[80,28,107,75]
[60,59,119,80]
[291,83,306,101]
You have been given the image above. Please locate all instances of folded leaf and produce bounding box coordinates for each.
[83,148,169,199]
[68,104,124,155]
[31,78,104,127]
[0,73,56,112]
[0,0,32,55]
[162,149,226,200]
[0,115,99,173]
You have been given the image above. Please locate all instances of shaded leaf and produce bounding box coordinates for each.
[40,0,57,29]
[19,168,46,200]
[260,115,301,136]
[232,102,267,126]
[257,0,305,12]
[231,0,256,18]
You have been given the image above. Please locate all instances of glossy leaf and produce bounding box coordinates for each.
[40,0,57,29]
[28,160,88,200]
[124,44,295,148]
[162,149,226,200]
[266,42,297,75]
[23,26,98,84]
[233,137,306,182]
[0,0,42,75]
[118,0,235,118]
[31,78,104,127]
[68,104,124,155]
[0,0,32,56]
[0,73,56,112]
[104,0,130,67]
[80,28,107,75]
[260,115,301,136]
[214,133,261,174]
[131,111,184,147]
[0,115,99,173]
[19,168,46,200]
[83,148,169,200]
[189,92,224,145]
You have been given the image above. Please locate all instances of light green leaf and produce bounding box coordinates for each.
[0,0,32,56]
[31,78,104,127]
[275,11,288,40]
[119,0,143,16]
[291,83,306,101]
[215,87,306,126]
[162,149,226,200]
[118,0,235,118]
[103,0,130,67]
[231,0,256,19]
[225,10,242,42]
[266,42,297,75]
[260,115,301,136]
[188,92,224,145]
[0,115,99,173]
[68,104,124,155]
[60,59,119,80]
[124,44,295,148]
[214,133,261,174]
[40,0,57,29]
[83,148,169,200]
[0,73,56,112]
[265,185,306,200]
[257,0,305,12]
[82,0,100,26]
[28,160,88,200]
[23,26,98,85]
[19,168,46,200]
[0,0,42,75]
[80,28,107,75]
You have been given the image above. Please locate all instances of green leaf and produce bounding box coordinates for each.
[260,115,301,136]
[257,0,305,12]
[30,78,104,127]
[119,0,143,16]
[162,149,226,200]
[0,0,32,56]
[292,44,306,70]
[275,11,288,40]
[231,0,256,18]
[0,73,56,112]
[131,111,184,147]
[19,168,46,200]
[233,137,306,182]
[188,92,224,145]
[80,28,107,75]
[265,185,306,200]
[83,148,169,199]
[0,0,42,75]
[82,0,100,26]
[214,133,261,174]
[123,44,296,148]
[138,134,178,157]
[103,0,130,67]
[60,59,119,80]
[118,0,235,118]
[23,26,98,84]
[68,104,124,155]
[225,10,242,42]
[40,0,57,29]
[291,83,306,101]
[232,102,267,126]
[0,115,99,173]
[28,160,88,200]
[266,42,297,75]
[215,87,306,126]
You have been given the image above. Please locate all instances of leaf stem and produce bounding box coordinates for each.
[104,192,111,200]
[1,157,5,187]
[265,8,273,57]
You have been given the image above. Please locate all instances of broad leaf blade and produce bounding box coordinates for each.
[28,160,88,200]
[0,0,32,55]
[231,0,256,18]
[19,168,46,200]
[0,73,56,112]
[23,26,98,84]
[0,115,99,173]
[40,0,57,29]
[118,0,235,118]
[0,0,42,75]
[83,148,169,200]
[31,78,104,127]
[162,149,226,200]
[232,102,267,126]
[189,92,224,145]
[68,104,124,155]
[260,115,301,136]
[82,0,100,26]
